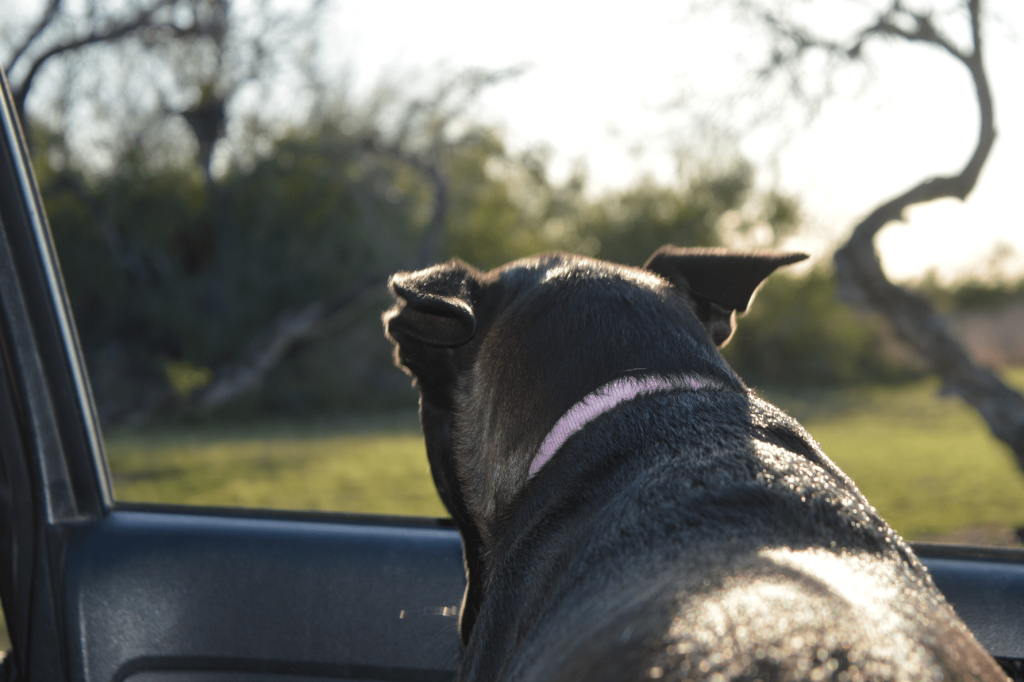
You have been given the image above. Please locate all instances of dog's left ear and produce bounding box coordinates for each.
[385,260,479,348]
[644,246,808,347]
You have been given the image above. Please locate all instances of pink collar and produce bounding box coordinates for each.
[528,374,719,478]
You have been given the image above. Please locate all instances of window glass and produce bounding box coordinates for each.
[12,3,1024,543]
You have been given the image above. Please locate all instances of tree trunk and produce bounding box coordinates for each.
[833,0,1024,469]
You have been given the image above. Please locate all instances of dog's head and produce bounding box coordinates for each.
[383,245,805,643]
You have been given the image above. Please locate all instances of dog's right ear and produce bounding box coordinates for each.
[385,260,478,347]
[644,246,807,347]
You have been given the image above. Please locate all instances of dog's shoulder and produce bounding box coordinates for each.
[497,390,991,682]
[502,386,929,614]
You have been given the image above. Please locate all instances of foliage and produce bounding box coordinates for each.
[40,106,937,422]
[36,121,412,419]
[37,62,971,422]
[915,272,1024,312]
[39,111,803,421]
[723,268,926,386]
[443,134,569,269]
[581,174,726,264]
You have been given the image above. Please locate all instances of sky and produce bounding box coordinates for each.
[319,0,1024,283]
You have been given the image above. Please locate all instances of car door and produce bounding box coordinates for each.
[2,63,1024,682]
[0,69,465,682]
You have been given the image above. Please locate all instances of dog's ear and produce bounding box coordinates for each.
[385,260,478,347]
[644,246,808,347]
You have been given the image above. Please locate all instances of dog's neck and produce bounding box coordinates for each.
[528,374,719,478]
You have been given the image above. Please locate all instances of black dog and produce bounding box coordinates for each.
[384,246,1003,682]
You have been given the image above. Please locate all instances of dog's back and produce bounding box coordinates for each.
[463,390,1000,681]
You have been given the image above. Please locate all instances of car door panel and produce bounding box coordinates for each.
[64,510,464,682]
[915,546,1024,660]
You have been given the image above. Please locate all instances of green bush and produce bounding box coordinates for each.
[723,269,925,386]
[38,117,786,421]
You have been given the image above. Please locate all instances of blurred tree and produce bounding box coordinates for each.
[34,117,422,422]
[4,0,192,130]
[193,67,525,414]
[30,69,546,422]
[731,0,1024,468]
[723,269,924,386]
[4,0,527,420]
[2,0,324,157]
[10,0,819,423]
[38,105,798,422]
[585,162,748,264]
[444,135,575,269]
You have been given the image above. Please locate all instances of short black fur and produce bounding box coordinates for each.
[383,247,1004,682]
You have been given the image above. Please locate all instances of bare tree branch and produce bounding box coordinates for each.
[109,272,392,425]
[184,135,452,416]
[360,136,449,268]
[7,0,201,126]
[833,0,1024,467]
[196,273,389,411]
[6,0,63,72]
[732,0,1024,463]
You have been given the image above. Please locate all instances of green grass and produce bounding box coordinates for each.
[106,412,447,517]
[101,369,1024,546]
[757,368,1024,545]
